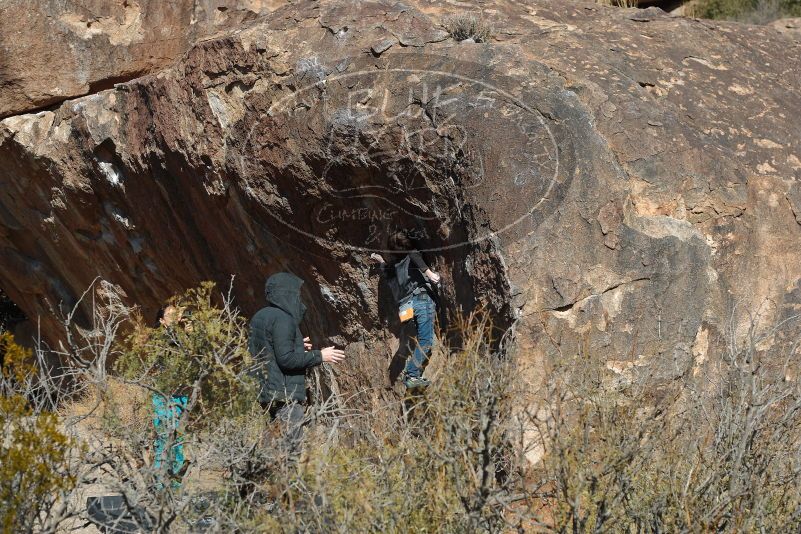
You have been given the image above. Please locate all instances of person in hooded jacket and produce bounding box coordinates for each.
[248,272,345,448]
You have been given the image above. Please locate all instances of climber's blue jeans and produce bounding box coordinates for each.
[404,292,435,379]
[152,394,187,478]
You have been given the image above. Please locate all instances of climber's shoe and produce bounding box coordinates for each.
[404,375,431,389]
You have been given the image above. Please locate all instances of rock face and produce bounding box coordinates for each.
[0,0,283,118]
[1,0,801,390]
[771,17,801,40]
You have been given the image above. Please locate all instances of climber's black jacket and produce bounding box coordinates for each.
[248,273,322,404]
[381,251,434,304]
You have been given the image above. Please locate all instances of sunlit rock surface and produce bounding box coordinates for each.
[1,0,801,392]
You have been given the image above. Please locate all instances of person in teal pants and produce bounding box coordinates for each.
[152,305,189,485]
[152,391,187,477]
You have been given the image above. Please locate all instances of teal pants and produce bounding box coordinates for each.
[152,394,188,478]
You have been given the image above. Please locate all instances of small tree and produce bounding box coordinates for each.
[115,281,258,427]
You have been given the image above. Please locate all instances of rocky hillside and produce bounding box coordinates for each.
[1,0,800,385]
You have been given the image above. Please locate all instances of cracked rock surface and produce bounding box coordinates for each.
[1,0,801,389]
[0,0,285,118]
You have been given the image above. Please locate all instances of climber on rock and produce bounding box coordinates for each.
[248,272,345,452]
[370,230,440,389]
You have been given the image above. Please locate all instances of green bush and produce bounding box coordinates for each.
[115,282,258,428]
[0,332,78,533]
[0,394,77,533]
[0,331,33,384]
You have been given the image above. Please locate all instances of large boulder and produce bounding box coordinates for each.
[1,0,800,390]
[0,0,283,118]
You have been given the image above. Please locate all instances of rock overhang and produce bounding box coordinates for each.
[0,0,800,390]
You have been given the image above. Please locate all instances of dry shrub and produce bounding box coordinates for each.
[444,13,493,43]
[527,312,801,532]
[691,0,801,22]
[210,317,525,533]
[595,0,639,8]
[1,282,262,533]
[59,378,151,443]
[5,280,801,532]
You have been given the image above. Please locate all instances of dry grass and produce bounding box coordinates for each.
[6,282,801,532]
[444,13,493,43]
[595,0,639,8]
[60,378,150,431]
[226,318,523,532]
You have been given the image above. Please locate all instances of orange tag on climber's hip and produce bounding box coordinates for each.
[399,304,414,323]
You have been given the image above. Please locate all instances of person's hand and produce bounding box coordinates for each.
[425,269,441,284]
[369,253,385,264]
[321,346,345,363]
[303,336,313,351]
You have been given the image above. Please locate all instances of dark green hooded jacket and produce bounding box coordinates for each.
[248,273,322,404]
